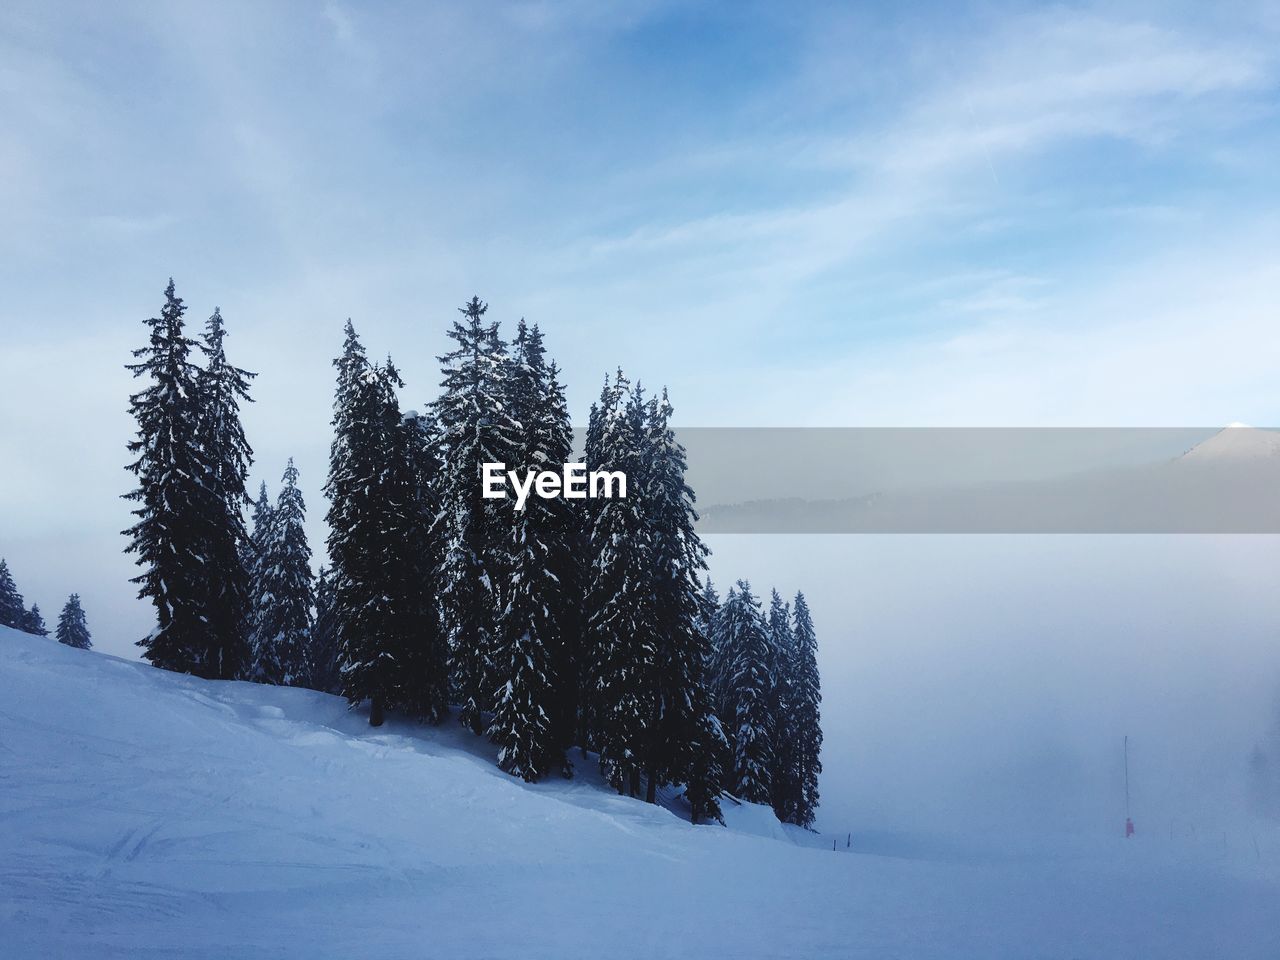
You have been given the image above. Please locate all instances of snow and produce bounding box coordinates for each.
[2,623,1277,958]
[1181,422,1280,461]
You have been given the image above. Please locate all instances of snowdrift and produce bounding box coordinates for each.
[1,625,1277,958]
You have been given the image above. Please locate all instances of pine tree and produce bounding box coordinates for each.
[193,307,255,680]
[247,482,275,573]
[245,481,276,673]
[308,566,341,694]
[705,582,736,756]
[252,460,315,686]
[327,341,448,725]
[720,581,774,804]
[124,280,229,678]
[641,388,722,811]
[544,361,586,754]
[767,589,800,823]
[324,319,368,579]
[433,297,521,734]
[584,373,658,796]
[328,350,404,721]
[0,560,27,630]
[487,322,573,781]
[22,604,48,637]
[790,591,823,827]
[55,594,92,650]
[685,692,727,824]
[395,409,450,724]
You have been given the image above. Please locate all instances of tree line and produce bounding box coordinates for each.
[0,558,94,650]
[121,281,822,827]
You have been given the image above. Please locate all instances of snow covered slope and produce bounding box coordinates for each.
[1181,422,1280,461]
[1,624,1277,959]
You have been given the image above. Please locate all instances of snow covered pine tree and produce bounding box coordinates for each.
[720,581,775,804]
[55,594,92,650]
[124,281,250,679]
[584,373,658,797]
[193,306,256,680]
[433,297,521,734]
[790,591,823,827]
[487,321,576,781]
[251,459,315,686]
[327,326,449,726]
[22,604,48,637]
[0,559,26,630]
[308,566,342,695]
[767,589,800,823]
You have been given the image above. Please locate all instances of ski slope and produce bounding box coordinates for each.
[1,624,1276,959]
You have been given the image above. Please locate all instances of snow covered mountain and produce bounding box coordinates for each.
[2,624,1277,959]
[1180,422,1280,462]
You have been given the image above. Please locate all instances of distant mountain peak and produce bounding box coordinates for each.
[1181,423,1280,461]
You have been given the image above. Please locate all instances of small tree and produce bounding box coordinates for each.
[55,595,93,650]
[308,566,341,694]
[252,459,315,686]
[22,604,48,637]
[0,559,27,630]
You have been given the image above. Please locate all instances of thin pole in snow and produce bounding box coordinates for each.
[1123,735,1135,838]
[1124,735,1130,819]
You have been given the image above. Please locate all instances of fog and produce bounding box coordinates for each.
[7,407,1280,848]
[708,534,1280,843]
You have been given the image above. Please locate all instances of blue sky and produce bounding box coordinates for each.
[3,0,1280,651]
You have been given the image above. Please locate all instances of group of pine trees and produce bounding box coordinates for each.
[704,582,822,827]
[122,282,822,827]
[123,281,321,686]
[0,558,93,650]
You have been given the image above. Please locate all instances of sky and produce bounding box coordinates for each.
[3,0,1280,835]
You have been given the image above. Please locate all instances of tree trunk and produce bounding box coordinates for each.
[369,696,385,727]
[645,768,657,804]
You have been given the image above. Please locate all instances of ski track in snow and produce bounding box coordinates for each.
[0,625,1277,959]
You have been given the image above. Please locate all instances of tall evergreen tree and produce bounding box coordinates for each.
[328,351,398,721]
[790,591,823,827]
[641,388,722,811]
[324,318,368,572]
[396,408,450,724]
[22,604,48,637]
[488,322,574,780]
[55,594,92,650]
[766,589,800,823]
[326,325,387,720]
[433,297,521,734]
[544,361,586,754]
[576,374,612,751]
[193,307,255,680]
[245,481,275,670]
[705,583,736,747]
[720,581,774,804]
[124,280,232,678]
[0,560,27,630]
[328,343,448,725]
[308,566,341,694]
[252,459,315,686]
[247,482,275,571]
[584,373,658,796]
